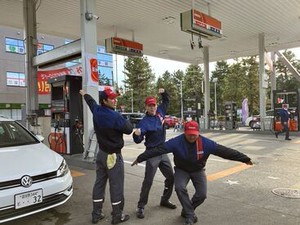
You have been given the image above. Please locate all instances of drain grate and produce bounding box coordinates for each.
[272,188,300,199]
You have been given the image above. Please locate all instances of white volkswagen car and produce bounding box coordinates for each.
[0,115,73,223]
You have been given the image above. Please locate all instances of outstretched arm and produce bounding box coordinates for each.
[131,145,171,166]
[214,144,253,165]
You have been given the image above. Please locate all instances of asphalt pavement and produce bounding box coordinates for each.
[4,128,300,225]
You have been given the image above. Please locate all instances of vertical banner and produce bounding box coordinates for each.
[241,98,249,125]
[85,54,99,87]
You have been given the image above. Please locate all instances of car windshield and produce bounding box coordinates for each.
[0,121,39,148]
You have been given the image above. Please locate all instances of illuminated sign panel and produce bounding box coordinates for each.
[180,9,222,40]
[105,37,143,57]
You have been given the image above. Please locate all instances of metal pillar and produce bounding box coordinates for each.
[180,80,183,123]
[203,46,210,129]
[258,33,266,131]
[80,0,99,156]
[213,78,218,116]
[23,0,38,127]
[131,89,134,113]
[270,52,276,110]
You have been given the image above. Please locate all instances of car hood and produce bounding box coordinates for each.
[0,143,63,182]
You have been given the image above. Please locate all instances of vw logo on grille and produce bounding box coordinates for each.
[20,175,33,187]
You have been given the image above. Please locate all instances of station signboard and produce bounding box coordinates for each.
[105,37,143,57]
[181,9,222,40]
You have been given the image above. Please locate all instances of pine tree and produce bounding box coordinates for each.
[119,57,155,112]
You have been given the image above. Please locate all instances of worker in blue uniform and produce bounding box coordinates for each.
[275,104,291,140]
[133,88,176,219]
[132,120,253,225]
[80,88,133,224]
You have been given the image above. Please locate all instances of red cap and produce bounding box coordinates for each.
[145,96,157,106]
[184,121,199,135]
[101,88,118,99]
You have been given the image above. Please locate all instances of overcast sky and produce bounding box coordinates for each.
[114,47,300,88]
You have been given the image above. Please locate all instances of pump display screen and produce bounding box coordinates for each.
[274,91,297,109]
[51,86,64,100]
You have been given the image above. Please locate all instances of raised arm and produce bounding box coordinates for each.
[158,88,169,114]
[80,89,98,112]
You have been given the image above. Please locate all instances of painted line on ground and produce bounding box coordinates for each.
[124,160,253,182]
[71,170,85,177]
[71,160,253,181]
[290,181,300,189]
[207,163,253,181]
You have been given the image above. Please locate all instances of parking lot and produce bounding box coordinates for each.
[4,130,300,225]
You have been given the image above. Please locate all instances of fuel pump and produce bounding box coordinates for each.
[48,75,84,154]
[273,89,300,132]
[224,101,237,130]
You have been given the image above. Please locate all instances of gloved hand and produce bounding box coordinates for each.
[245,160,253,165]
[131,159,139,166]
[134,128,141,136]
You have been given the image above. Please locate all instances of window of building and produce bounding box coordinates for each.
[97,53,112,61]
[5,37,54,55]
[37,43,54,55]
[99,67,113,85]
[65,58,81,67]
[6,72,26,87]
[5,37,25,54]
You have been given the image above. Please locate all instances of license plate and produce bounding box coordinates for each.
[15,189,43,209]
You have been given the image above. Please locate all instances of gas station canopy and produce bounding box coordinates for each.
[1,0,300,64]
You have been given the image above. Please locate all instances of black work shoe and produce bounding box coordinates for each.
[111,213,130,224]
[183,218,194,225]
[160,200,177,209]
[181,211,197,223]
[275,132,278,138]
[92,212,105,224]
[181,210,186,218]
[285,138,292,140]
[136,207,145,219]
[193,215,198,223]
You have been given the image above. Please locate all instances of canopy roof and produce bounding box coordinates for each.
[1,0,300,63]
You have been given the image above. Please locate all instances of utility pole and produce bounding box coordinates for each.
[212,78,218,117]
[180,80,183,123]
[131,89,134,113]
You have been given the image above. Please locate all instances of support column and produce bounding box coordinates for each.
[203,46,210,129]
[258,33,266,131]
[23,0,38,126]
[80,0,99,156]
[270,52,276,109]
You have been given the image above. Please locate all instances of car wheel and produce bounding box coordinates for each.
[249,121,254,128]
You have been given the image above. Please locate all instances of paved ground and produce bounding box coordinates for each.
[4,129,300,225]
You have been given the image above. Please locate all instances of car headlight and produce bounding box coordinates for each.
[57,159,70,177]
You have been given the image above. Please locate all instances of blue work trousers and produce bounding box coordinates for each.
[174,167,207,220]
[92,149,125,218]
[137,154,174,208]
